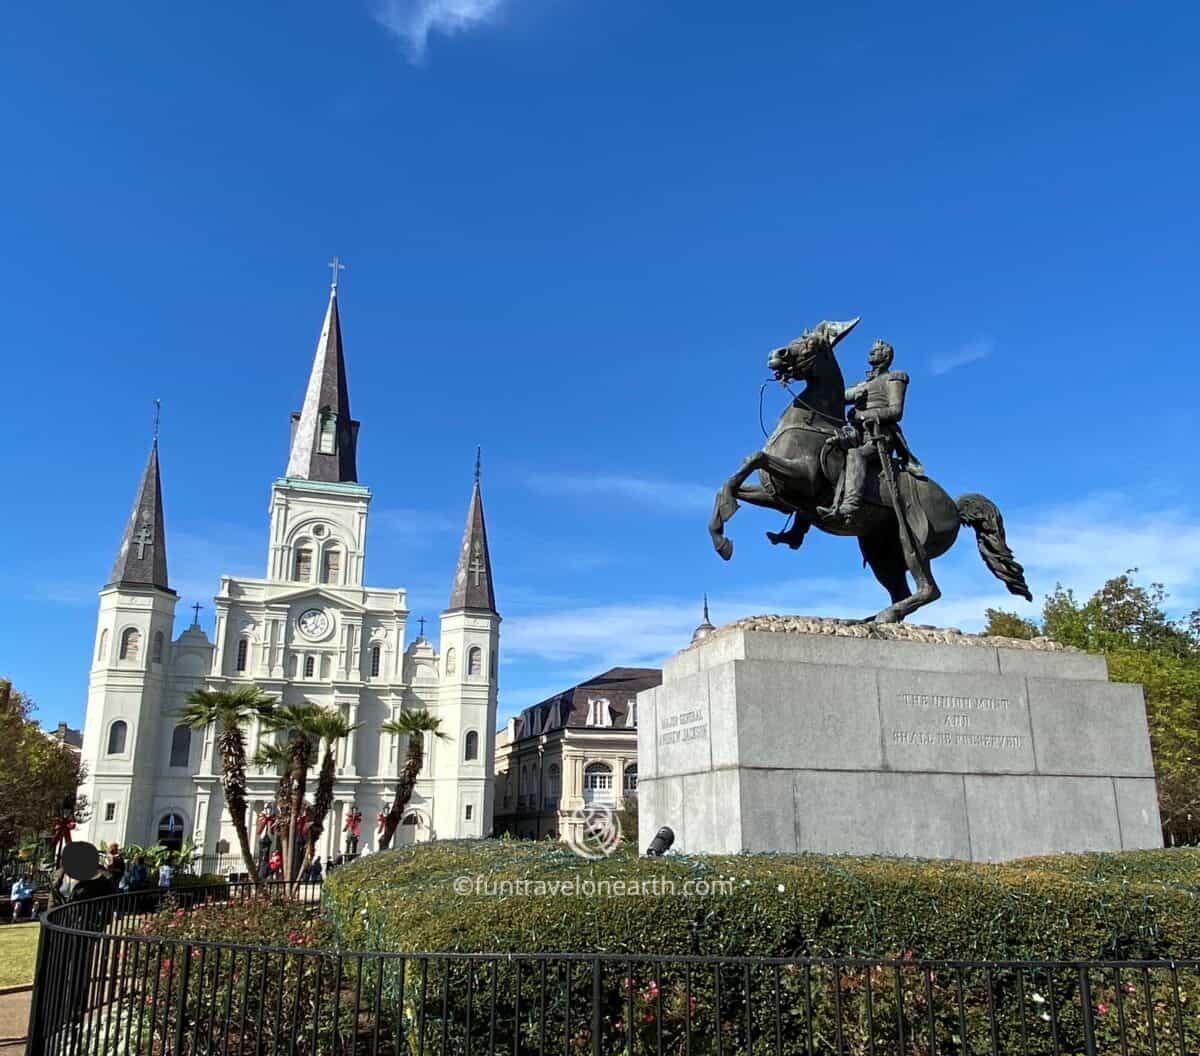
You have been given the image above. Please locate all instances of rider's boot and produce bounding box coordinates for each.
[818,448,866,525]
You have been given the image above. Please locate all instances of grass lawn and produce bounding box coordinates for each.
[0,924,39,989]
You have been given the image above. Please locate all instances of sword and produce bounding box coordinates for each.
[867,421,927,569]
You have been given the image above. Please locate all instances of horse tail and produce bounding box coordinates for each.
[956,493,1033,601]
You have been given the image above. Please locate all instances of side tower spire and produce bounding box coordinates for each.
[108,428,171,592]
[437,449,501,839]
[447,447,496,613]
[286,270,359,483]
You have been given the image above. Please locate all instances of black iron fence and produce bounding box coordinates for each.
[28,882,1200,1055]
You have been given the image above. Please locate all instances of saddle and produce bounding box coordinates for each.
[818,441,945,543]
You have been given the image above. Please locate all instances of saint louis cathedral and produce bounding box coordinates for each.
[77,275,499,860]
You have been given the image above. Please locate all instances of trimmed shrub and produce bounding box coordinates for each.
[322,841,1200,962]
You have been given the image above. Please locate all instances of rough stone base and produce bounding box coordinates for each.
[637,620,1162,861]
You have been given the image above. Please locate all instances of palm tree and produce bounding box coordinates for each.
[378,710,446,850]
[303,708,360,872]
[178,686,276,883]
[260,703,323,885]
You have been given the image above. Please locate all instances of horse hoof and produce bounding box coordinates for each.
[715,538,734,561]
[871,607,903,625]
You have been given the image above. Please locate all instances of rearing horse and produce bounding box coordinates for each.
[708,319,1032,623]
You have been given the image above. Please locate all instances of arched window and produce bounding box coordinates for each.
[152,631,165,664]
[119,628,141,663]
[445,648,457,676]
[236,637,249,672]
[293,546,313,581]
[169,725,191,768]
[546,763,561,804]
[464,730,479,761]
[96,628,109,662]
[623,763,638,796]
[370,646,381,677]
[583,762,613,803]
[467,647,482,678]
[107,720,128,756]
[304,656,315,678]
[320,549,341,584]
[157,812,185,852]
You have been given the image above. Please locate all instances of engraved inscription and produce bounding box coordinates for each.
[889,690,1024,753]
[658,707,708,747]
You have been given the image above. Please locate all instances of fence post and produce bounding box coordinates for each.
[172,942,193,1056]
[1078,966,1098,1056]
[591,957,602,1056]
[25,916,49,1053]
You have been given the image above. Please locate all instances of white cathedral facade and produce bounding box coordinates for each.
[78,280,499,862]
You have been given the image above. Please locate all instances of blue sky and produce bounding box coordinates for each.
[3,1,1199,731]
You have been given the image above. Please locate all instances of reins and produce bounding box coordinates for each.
[759,378,844,439]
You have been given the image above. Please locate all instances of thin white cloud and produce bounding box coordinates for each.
[522,471,714,515]
[930,337,994,376]
[1015,494,1200,609]
[371,0,506,59]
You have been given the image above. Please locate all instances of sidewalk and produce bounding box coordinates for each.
[0,988,30,1054]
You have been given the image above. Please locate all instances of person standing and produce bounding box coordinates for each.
[157,860,174,890]
[106,843,126,889]
[9,875,35,920]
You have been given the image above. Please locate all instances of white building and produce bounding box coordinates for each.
[77,278,500,861]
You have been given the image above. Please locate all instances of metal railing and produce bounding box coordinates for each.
[27,882,1200,1055]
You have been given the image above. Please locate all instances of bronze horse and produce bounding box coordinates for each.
[708,319,1032,623]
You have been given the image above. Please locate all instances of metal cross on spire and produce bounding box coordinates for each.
[191,602,203,625]
[474,446,482,485]
[152,399,161,447]
[417,616,427,637]
[328,256,346,292]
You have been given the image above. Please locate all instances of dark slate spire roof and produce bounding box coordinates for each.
[447,461,496,614]
[108,441,171,592]
[286,287,359,482]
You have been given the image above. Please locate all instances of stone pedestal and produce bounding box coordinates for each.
[636,619,1162,861]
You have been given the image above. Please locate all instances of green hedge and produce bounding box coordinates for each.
[322,840,1200,961]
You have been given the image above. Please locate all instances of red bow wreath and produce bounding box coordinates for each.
[376,810,389,836]
[51,815,76,850]
[296,813,311,839]
[256,809,277,837]
[343,809,362,838]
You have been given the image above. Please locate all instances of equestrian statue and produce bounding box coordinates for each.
[708,318,1033,624]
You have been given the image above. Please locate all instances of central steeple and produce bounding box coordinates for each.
[108,434,172,593]
[286,271,359,483]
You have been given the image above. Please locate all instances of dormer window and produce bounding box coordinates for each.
[318,414,337,455]
[587,698,611,727]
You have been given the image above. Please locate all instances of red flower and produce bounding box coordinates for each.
[1096,1002,1109,1016]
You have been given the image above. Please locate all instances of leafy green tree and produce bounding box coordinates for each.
[304,708,359,871]
[178,686,276,883]
[260,703,323,884]
[0,680,89,853]
[987,571,1200,843]
[378,710,446,850]
[982,609,1039,640]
